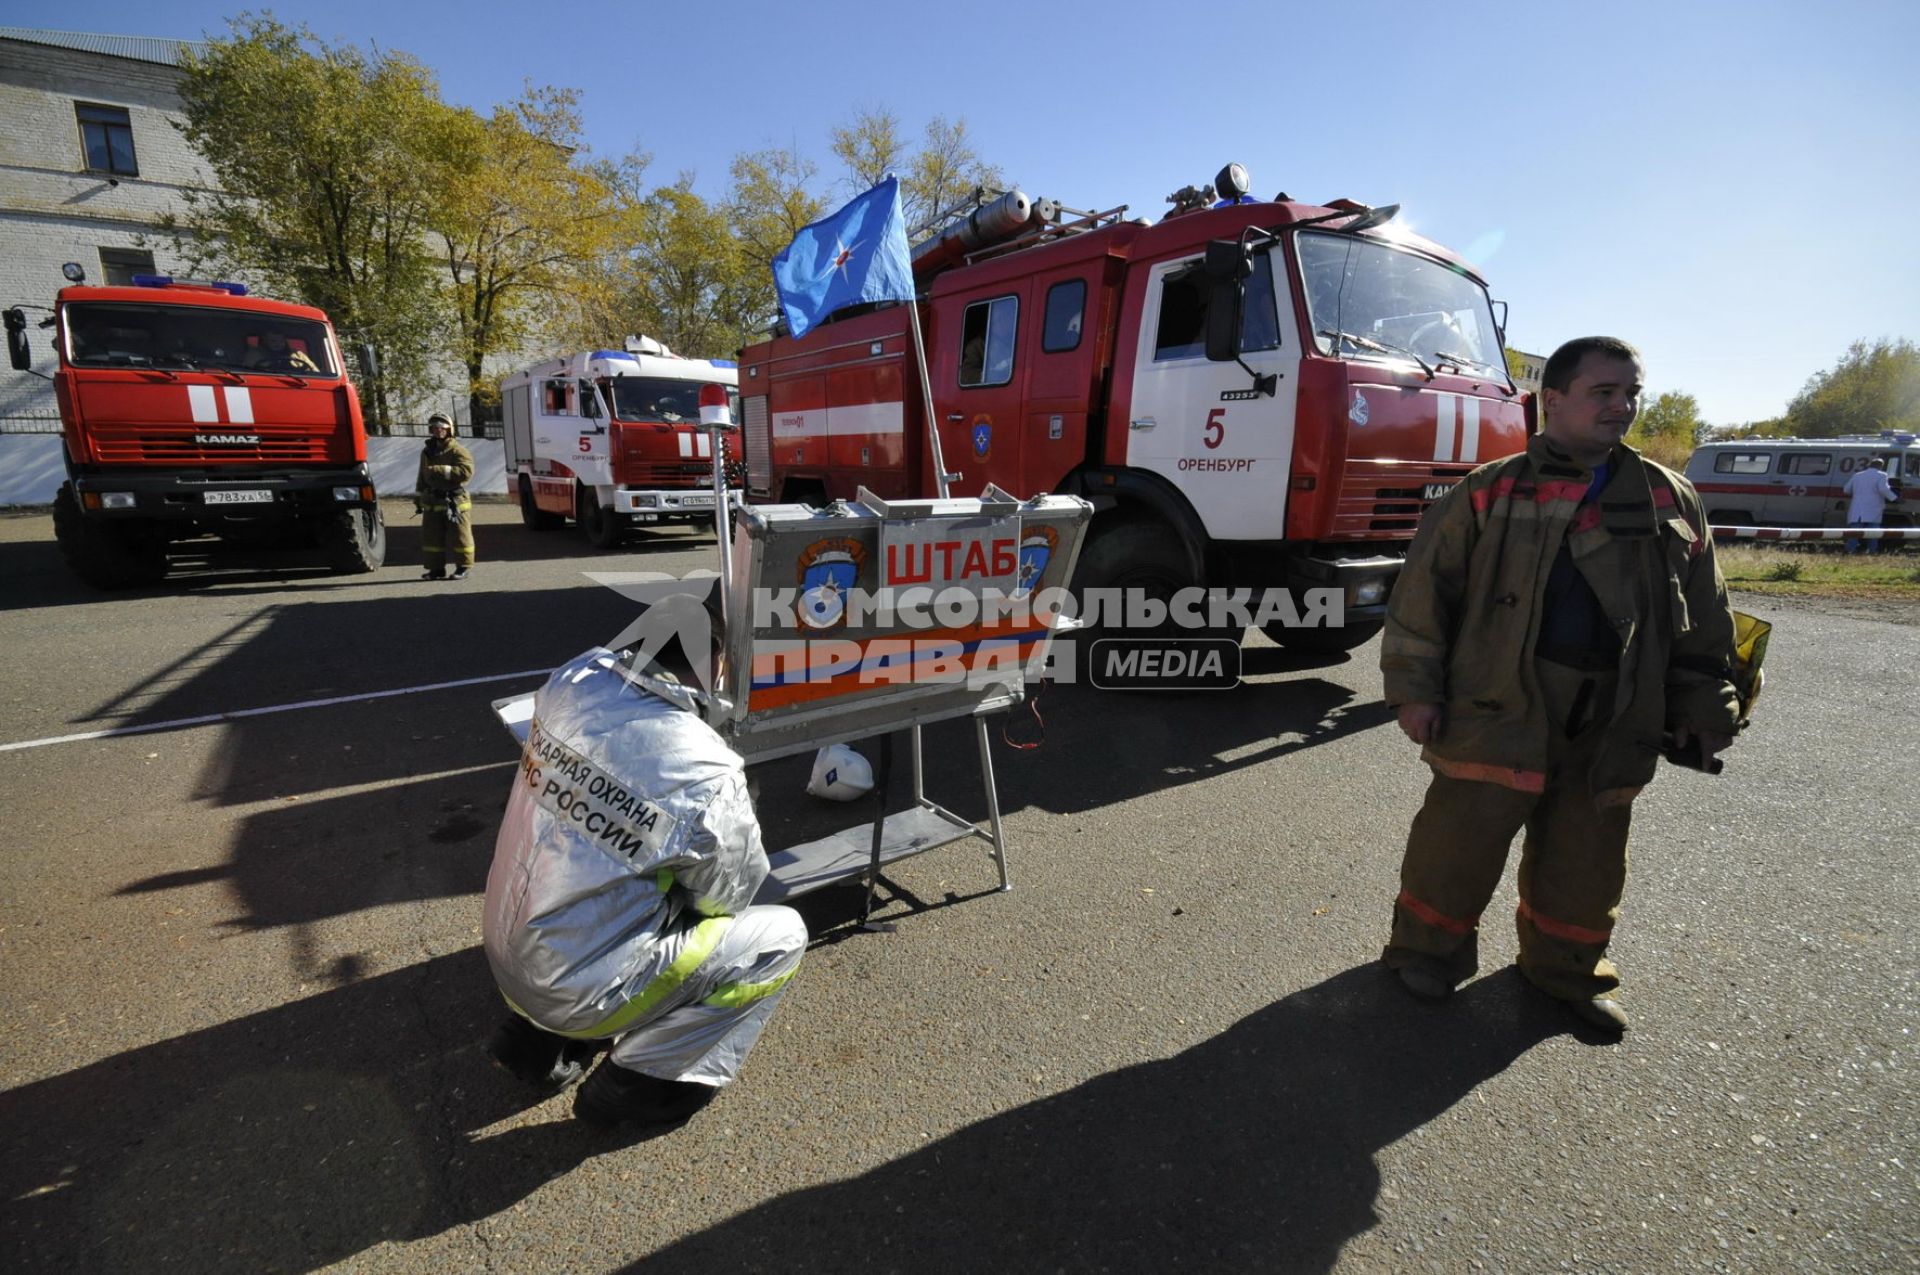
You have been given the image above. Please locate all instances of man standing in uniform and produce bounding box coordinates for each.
[1842,457,1899,555]
[482,595,806,1129]
[416,412,475,580]
[1379,336,1741,1034]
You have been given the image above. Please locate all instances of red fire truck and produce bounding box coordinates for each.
[499,340,741,548]
[5,269,384,588]
[738,167,1530,649]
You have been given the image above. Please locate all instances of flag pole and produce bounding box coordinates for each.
[905,297,953,498]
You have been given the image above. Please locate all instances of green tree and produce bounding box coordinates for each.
[163,16,449,428]
[1629,390,1706,469]
[1783,338,1920,438]
[432,86,619,424]
[904,115,1002,238]
[624,180,757,358]
[727,146,823,331]
[829,107,906,195]
[831,108,1001,240]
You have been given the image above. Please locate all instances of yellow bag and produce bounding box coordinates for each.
[1731,610,1770,728]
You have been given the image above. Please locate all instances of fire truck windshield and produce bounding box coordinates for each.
[1298,232,1503,373]
[607,376,735,423]
[64,303,336,377]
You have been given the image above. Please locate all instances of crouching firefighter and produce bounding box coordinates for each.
[482,593,806,1128]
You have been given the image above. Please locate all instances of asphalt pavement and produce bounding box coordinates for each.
[0,500,1914,1273]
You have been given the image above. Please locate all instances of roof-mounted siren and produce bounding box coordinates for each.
[1216,163,1251,203]
[624,334,671,357]
[698,382,735,431]
[910,189,1053,276]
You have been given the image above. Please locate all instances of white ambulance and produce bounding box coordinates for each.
[1686,432,1917,528]
[500,337,740,547]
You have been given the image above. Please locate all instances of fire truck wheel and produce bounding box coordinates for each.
[577,486,626,549]
[1261,616,1384,654]
[519,475,563,529]
[321,504,386,573]
[51,483,168,589]
[1071,519,1242,643]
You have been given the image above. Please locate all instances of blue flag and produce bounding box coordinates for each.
[771,178,915,338]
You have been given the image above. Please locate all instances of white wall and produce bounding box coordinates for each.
[0,435,508,506]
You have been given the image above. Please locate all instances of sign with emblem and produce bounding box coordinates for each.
[796,537,866,630]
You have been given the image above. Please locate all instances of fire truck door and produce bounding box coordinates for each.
[573,377,612,488]
[1125,253,1299,541]
[936,288,1030,498]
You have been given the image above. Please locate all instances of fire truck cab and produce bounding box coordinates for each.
[500,340,740,548]
[741,171,1529,649]
[1686,433,1917,528]
[5,270,383,588]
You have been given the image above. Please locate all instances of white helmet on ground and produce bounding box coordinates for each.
[806,744,874,801]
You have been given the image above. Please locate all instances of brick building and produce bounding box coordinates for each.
[0,28,215,429]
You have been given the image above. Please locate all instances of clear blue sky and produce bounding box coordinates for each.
[44,0,1920,426]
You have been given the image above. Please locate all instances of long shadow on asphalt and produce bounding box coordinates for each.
[628,963,1567,1273]
[0,955,1566,1272]
[105,660,1389,951]
[0,508,711,611]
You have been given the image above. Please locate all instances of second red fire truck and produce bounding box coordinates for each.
[500,340,740,548]
[738,165,1531,649]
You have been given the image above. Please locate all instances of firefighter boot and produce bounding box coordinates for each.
[450,565,471,581]
[487,1015,594,1092]
[422,565,447,580]
[1564,996,1629,1034]
[573,1058,716,1129]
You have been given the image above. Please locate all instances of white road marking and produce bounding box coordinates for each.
[0,668,552,753]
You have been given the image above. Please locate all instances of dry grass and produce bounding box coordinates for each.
[1715,542,1920,598]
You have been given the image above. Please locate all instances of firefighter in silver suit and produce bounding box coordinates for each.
[483,604,805,1129]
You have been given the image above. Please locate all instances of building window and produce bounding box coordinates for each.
[76,103,138,176]
[99,248,155,287]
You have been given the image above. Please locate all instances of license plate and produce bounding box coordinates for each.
[1422,482,1450,500]
[205,489,274,505]
[680,494,715,508]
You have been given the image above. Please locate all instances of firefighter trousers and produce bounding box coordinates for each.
[599,906,810,1082]
[421,495,474,568]
[1385,661,1634,1002]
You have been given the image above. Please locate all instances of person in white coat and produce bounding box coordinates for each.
[1842,458,1900,555]
[483,601,805,1129]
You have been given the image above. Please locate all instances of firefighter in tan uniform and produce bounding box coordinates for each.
[1380,336,1741,1033]
[416,412,475,580]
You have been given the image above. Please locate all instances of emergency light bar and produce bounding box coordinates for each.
[130,275,249,296]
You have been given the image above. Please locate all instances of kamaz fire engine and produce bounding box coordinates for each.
[738,165,1530,650]
[4,267,384,589]
[499,339,741,548]
[1686,433,1916,528]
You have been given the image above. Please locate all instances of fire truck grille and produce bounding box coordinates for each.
[619,461,716,485]
[1332,461,1475,538]
[92,431,333,464]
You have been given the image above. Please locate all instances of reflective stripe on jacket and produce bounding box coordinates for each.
[1381,436,1740,803]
